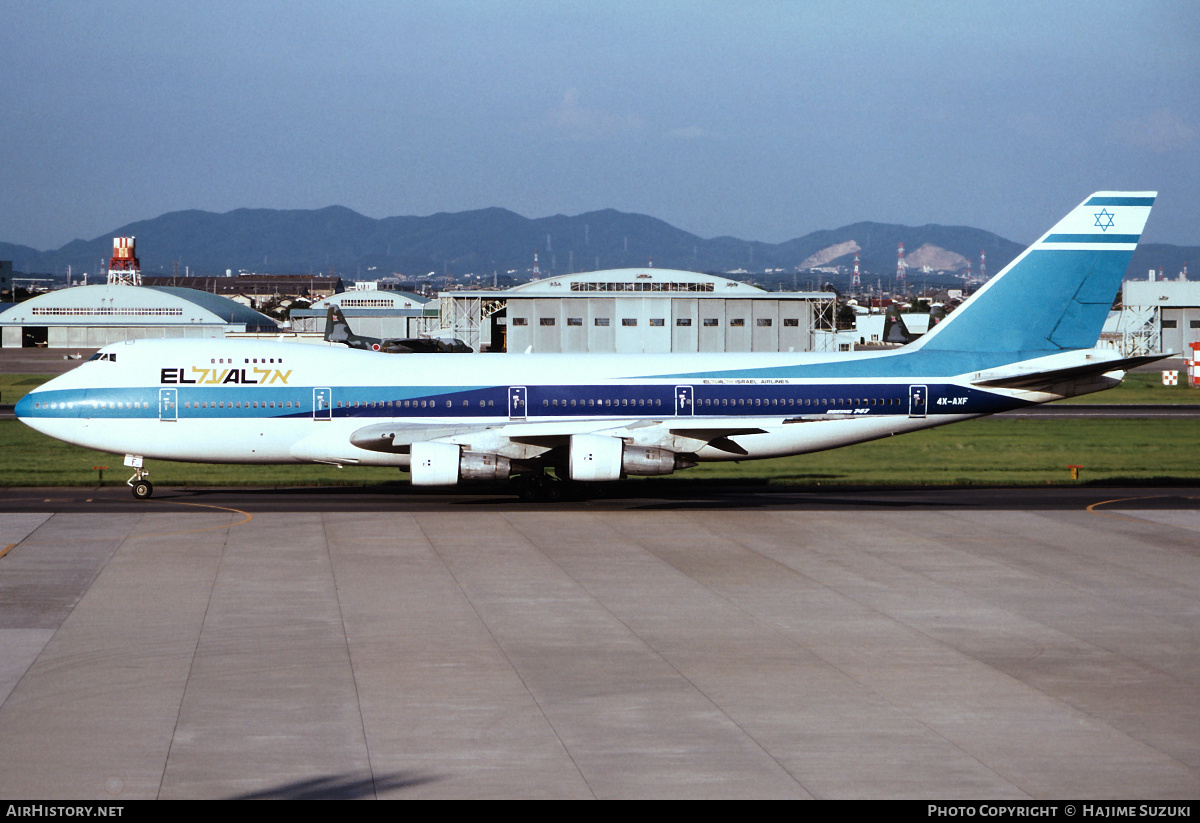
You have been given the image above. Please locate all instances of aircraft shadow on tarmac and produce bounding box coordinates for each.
[125,479,1200,512]
[226,770,442,800]
[146,478,944,510]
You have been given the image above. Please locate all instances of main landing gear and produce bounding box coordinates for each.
[125,455,152,499]
[511,471,589,502]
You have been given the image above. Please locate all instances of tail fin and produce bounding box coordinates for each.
[325,305,353,345]
[915,192,1155,353]
[882,304,914,344]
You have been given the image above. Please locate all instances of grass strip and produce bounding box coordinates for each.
[3,417,1197,488]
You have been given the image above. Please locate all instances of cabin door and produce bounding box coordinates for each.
[158,388,177,422]
[508,386,527,420]
[313,387,332,421]
[675,385,694,415]
[908,385,927,418]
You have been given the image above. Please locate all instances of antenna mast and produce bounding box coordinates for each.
[107,237,141,286]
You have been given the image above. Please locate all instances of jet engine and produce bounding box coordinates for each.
[621,445,683,476]
[568,434,624,482]
[568,434,691,481]
[410,442,511,486]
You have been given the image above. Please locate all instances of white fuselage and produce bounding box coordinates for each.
[18,338,1020,470]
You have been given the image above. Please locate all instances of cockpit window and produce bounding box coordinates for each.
[88,352,116,362]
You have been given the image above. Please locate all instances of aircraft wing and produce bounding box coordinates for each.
[349,418,769,456]
[350,422,498,452]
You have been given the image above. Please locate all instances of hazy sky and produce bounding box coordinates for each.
[2,1,1196,250]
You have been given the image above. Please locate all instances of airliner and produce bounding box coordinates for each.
[16,192,1163,499]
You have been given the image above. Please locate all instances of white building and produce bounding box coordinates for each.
[1121,281,1200,355]
[438,269,834,354]
[0,284,278,348]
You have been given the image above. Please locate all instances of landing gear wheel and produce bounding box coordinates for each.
[512,471,575,502]
[126,462,151,499]
[513,474,539,501]
[542,478,566,501]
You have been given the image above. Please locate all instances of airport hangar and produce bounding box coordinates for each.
[0,283,278,348]
[1122,280,1200,355]
[437,269,835,353]
[0,268,837,354]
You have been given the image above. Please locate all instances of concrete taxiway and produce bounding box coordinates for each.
[1,487,1198,799]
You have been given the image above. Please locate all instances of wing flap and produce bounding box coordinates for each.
[351,418,775,455]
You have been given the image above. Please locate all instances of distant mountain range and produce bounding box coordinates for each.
[1,206,1193,286]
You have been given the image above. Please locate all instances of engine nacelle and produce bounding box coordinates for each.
[410,442,462,486]
[569,434,624,482]
[570,436,689,481]
[410,442,512,486]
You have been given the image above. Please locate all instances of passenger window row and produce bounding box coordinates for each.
[207,357,284,365]
[543,398,663,407]
[334,399,496,409]
[696,397,904,408]
[184,400,296,409]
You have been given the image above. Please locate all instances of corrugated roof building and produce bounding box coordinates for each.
[288,290,437,338]
[0,284,278,348]
[439,269,835,353]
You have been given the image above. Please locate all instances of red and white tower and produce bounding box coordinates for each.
[980,249,987,281]
[532,250,540,280]
[851,252,861,291]
[107,237,141,286]
[896,242,907,290]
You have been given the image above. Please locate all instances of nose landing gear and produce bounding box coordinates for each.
[129,475,153,500]
[124,455,152,499]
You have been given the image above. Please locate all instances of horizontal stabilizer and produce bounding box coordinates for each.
[971,353,1173,389]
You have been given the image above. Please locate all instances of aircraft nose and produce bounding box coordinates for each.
[14,372,66,421]
[14,392,36,419]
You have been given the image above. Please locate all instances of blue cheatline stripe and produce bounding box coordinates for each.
[1044,234,1141,244]
[19,382,1025,419]
[1085,196,1155,206]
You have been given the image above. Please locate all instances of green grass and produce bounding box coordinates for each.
[1055,372,1198,404]
[0,374,55,406]
[0,419,398,488]
[3,416,1197,488]
[679,417,1200,486]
